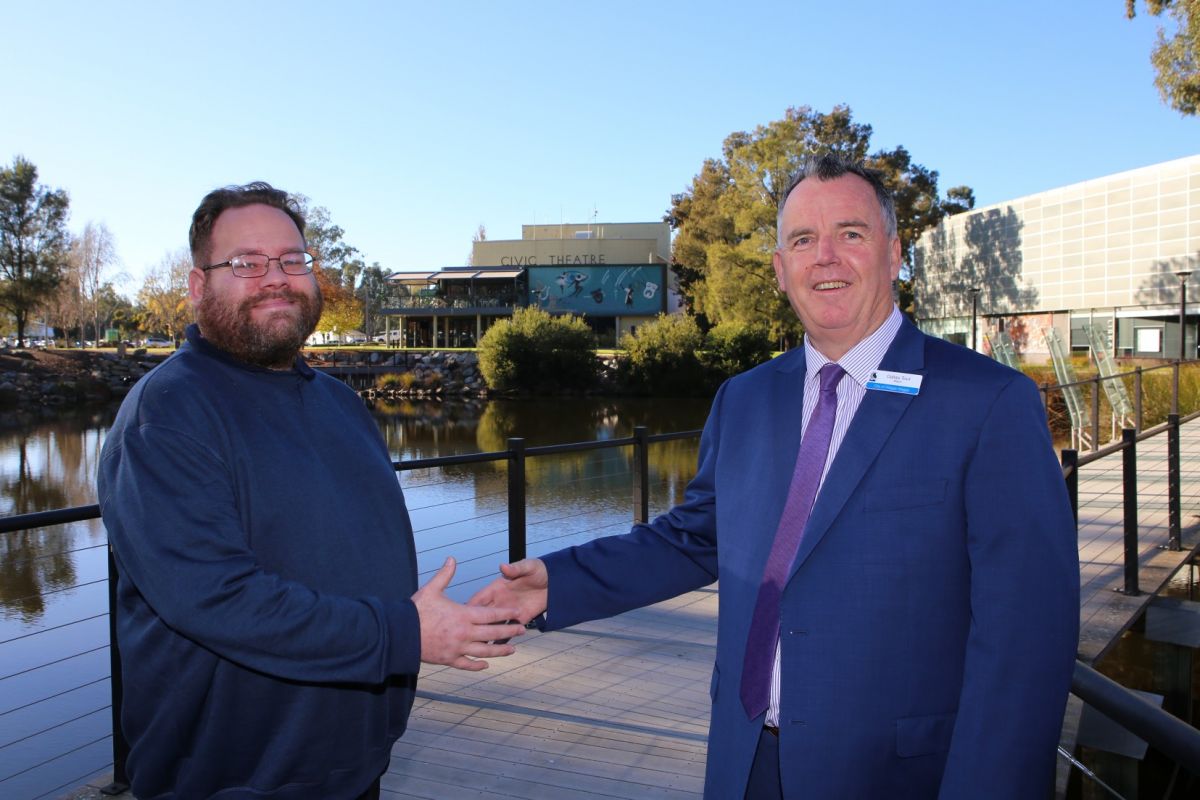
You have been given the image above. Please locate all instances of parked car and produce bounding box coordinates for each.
[142,338,173,348]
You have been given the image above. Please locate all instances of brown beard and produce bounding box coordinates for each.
[196,285,324,369]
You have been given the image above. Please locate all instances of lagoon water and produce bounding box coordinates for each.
[0,396,710,799]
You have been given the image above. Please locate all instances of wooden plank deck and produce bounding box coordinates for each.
[65,422,1200,800]
[386,589,717,799]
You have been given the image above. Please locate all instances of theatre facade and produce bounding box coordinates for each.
[912,155,1200,362]
[380,222,675,347]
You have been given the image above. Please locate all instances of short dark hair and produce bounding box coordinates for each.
[776,155,898,245]
[188,182,306,269]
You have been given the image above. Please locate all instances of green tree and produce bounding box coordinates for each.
[295,198,360,285]
[618,313,708,396]
[1127,0,1200,114]
[701,321,774,380]
[359,264,390,337]
[667,106,972,347]
[477,307,598,393]
[0,156,70,346]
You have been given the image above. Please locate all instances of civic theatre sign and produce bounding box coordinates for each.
[500,254,607,266]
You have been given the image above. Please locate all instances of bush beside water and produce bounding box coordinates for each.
[477,308,600,394]
[618,315,775,396]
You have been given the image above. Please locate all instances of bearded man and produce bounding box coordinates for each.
[97,183,522,800]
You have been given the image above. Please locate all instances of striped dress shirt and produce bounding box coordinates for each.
[765,305,904,727]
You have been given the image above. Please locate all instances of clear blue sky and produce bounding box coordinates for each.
[2,1,1195,296]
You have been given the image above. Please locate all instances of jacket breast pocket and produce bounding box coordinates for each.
[895,711,956,758]
[864,479,947,512]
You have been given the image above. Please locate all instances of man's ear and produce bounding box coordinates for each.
[187,268,206,308]
[772,250,786,292]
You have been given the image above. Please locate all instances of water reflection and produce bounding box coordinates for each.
[0,409,116,623]
[367,397,710,593]
[0,397,710,798]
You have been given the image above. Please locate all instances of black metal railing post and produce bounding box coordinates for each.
[506,437,527,562]
[1168,413,1182,552]
[632,426,650,524]
[1173,360,1181,415]
[102,546,129,795]
[1135,367,1144,432]
[1121,427,1140,595]
[1061,449,1079,528]
[1091,375,1101,450]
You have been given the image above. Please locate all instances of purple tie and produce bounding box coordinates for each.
[740,362,846,720]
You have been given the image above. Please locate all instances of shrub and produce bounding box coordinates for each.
[701,321,774,380]
[375,372,411,390]
[477,307,598,393]
[618,313,709,396]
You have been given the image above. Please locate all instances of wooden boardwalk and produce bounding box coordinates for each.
[65,422,1200,800]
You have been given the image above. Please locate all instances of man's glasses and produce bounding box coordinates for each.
[202,252,315,278]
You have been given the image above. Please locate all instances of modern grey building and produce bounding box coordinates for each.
[912,155,1200,361]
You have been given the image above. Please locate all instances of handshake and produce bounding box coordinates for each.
[411,555,550,671]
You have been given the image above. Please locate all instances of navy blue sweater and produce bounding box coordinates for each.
[98,326,420,799]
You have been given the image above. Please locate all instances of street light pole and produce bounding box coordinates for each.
[969,287,981,351]
[1176,270,1192,361]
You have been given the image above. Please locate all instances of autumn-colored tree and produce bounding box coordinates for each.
[137,249,191,343]
[315,265,362,342]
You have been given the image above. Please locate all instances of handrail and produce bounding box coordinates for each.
[2,421,1198,794]
[1071,661,1200,774]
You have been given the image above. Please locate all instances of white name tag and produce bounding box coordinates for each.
[865,370,923,395]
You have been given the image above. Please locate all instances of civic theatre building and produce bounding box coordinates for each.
[382,222,674,347]
[912,155,1200,361]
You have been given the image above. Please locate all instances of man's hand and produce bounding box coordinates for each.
[467,558,549,624]
[413,557,525,671]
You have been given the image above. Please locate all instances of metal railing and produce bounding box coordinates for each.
[0,426,699,796]
[4,396,1200,795]
[1039,360,1192,454]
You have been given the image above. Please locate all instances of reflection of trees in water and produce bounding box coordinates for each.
[369,397,710,503]
[370,398,490,460]
[473,398,709,494]
[0,414,107,621]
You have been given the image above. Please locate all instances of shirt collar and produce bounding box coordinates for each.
[803,306,903,388]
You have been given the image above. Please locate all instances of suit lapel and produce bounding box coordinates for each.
[788,320,928,578]
[745,348,809,578]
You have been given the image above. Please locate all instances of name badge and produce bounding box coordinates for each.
[866,370,923,395]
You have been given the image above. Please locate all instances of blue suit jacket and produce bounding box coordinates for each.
[542,320,1079,799]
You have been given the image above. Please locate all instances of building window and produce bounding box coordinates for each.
[1135,327,1163,354]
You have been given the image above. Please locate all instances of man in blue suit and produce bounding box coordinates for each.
[472,155,1079,798]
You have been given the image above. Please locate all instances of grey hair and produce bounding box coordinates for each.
[775,154,898,246]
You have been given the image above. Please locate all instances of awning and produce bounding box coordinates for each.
[387,271,436,283]
[473,269,524,279]
[429,270,480,280]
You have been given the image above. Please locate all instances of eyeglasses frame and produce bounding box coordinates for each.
[201,252,315,278]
